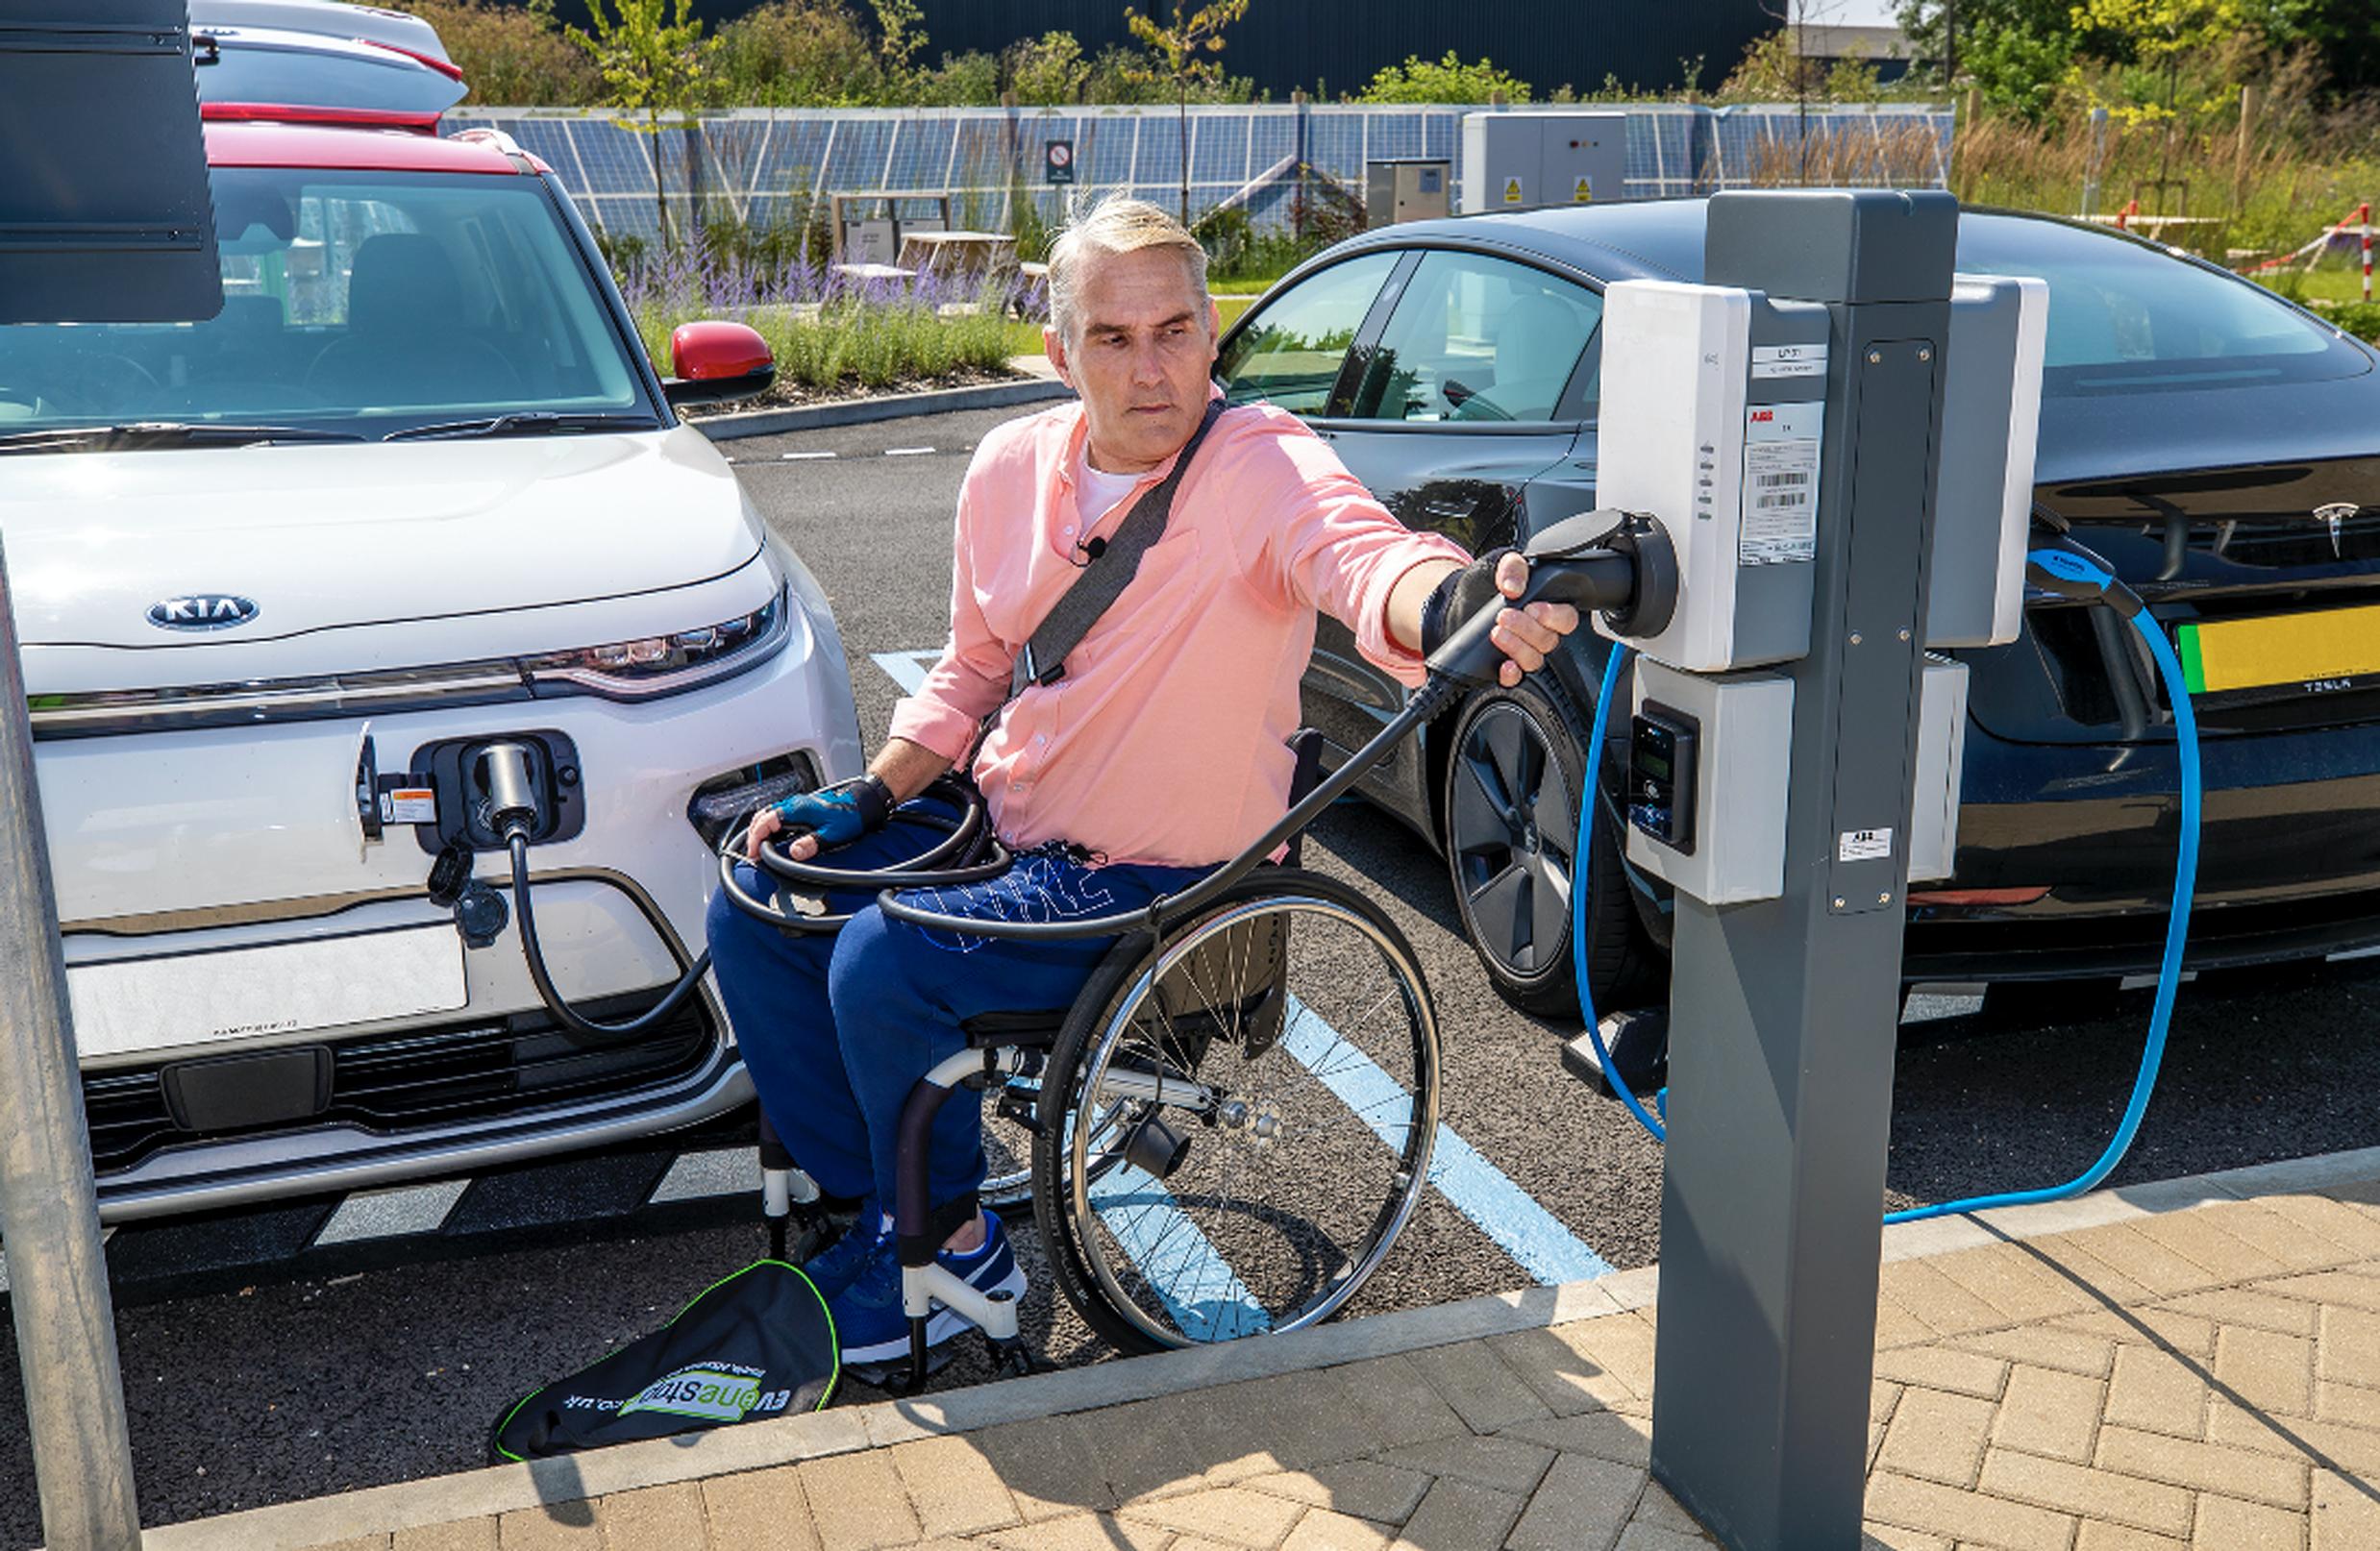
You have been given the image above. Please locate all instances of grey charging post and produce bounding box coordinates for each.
[1612,189,1963,1550]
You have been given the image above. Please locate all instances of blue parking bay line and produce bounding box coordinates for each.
[1087,1161,1272,1342]
[1280,997,1615,1285]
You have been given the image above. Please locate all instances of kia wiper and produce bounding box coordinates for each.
[384,411,661,442]
[0,422,365,455]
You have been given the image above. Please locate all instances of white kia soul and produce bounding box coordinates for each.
[0,113,861,1219]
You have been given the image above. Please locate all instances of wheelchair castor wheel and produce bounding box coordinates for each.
[984,1336,1041,1380]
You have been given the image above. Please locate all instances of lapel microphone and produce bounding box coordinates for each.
[1081,536,1107,559]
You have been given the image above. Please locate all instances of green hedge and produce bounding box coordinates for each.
[2328,301,2380,344]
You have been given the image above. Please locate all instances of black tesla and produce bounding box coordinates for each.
[1215,198,2380,1015]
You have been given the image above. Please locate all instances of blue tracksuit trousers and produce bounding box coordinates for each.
[705,823,1205,1216]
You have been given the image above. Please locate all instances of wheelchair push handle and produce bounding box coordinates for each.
[1422,509,1677,689]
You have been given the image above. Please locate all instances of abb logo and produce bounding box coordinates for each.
[1749,409,1775,423]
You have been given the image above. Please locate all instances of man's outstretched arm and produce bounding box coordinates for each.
[1384,554,1576,688]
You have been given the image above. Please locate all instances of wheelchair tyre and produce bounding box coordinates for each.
[1030,870,1440,1354]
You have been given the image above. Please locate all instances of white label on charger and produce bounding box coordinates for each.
[1838,826,1893,862]
[1740,401,1823,565]
[1752,343,1827,379]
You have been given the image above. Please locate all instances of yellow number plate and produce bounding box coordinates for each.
[2177,603,2380,696]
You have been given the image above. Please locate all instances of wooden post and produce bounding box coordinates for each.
[1957,86,1981,203]
[1291,88,1309,240]
[1489,88,1507,109]
[2235,84,2259,214]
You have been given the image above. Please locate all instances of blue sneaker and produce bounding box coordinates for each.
[831,1211,1028,1368]
[797,1202,885,1301]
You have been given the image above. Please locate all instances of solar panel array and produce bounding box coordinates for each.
[444,104,1951,244]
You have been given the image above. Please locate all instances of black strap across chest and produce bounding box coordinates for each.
[1005,396,1226,700]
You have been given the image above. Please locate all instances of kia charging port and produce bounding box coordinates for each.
[409,731,584,854]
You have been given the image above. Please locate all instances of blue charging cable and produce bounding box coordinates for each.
[1570,548,2202,1220]
[1572,640,1666,1143]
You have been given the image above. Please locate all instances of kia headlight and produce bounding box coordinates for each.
[523,591,788,700]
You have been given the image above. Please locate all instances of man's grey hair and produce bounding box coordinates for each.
[1046,197,1211,344]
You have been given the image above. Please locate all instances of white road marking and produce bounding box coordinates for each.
[648,1146,763,1205]
[871,650,943,695]
[884,446,936,456]
[781,450,837,460]
[311,1179,471,1245]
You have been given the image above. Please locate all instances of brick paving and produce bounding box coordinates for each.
[265,1177,2380,1551]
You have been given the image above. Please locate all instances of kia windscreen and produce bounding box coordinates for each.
[0,168,658,443]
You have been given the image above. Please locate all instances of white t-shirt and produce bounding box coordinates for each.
[1074,447,1142,542]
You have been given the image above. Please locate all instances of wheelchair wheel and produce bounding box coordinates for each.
[1030,870,1439,1353]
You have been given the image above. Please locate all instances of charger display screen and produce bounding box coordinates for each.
[1629,704,1698,854]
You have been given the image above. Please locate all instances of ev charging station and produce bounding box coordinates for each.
[1589,189,2047,1549]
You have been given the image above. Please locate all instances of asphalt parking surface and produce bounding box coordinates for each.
[8,403,2380,1541]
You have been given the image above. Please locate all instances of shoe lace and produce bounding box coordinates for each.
[842,1242,905,1312]
[806,1210,883,1276]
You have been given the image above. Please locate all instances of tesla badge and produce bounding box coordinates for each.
[147,594,260,630]
[2317,503,2358,560]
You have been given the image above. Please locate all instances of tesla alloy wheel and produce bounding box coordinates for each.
[1442,678,1658,1018]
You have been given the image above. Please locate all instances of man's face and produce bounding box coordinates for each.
[1045,245,1221,474]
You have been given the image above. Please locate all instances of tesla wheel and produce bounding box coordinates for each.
[1441,677,1661,1019]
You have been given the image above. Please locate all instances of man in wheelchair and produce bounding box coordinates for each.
[705,197,1579,1370]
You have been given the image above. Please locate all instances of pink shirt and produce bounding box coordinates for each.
[888,396,1473,868]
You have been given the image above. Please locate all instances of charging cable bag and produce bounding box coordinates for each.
[490,1260,839,1463]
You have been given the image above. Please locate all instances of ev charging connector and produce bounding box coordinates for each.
[479,742,544,845]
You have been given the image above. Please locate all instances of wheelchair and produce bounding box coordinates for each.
[712,510,1673,1391]
[727,735,1442,1387]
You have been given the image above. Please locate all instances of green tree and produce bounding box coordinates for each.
[867,0,930,96]
[1123,0,1254,224]
[1006,31,1093,104]
[909,50,1001,106]
[708,0,881,106]
[1357,51,1533,104]
[1895,0,2079,117]
[384,0,600,105]
[567,0,712,243]
[2070,0,2250,120]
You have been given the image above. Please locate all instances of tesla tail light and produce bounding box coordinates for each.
[523,593,787,700]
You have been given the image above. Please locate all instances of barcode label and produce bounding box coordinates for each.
[1739,402,1823,565]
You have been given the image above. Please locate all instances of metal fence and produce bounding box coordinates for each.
[443,103,1953,243]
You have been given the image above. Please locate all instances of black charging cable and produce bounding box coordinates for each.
[507,831,714,1044]
[474,742,716,1046]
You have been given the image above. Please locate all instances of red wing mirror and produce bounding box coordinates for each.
[664,320,776,407]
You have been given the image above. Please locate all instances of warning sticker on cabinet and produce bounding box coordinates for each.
[1739,401,1822,565]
